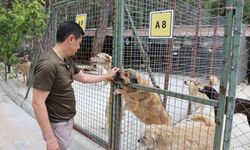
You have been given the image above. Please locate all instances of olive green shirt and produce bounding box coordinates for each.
[33,50,80,123]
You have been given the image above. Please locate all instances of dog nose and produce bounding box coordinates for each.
[115,71,121,77]
[137,139,141,143]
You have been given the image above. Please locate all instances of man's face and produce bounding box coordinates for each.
[68,34,82,56]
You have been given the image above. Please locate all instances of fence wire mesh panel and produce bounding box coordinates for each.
[51,0,114,148]
[120,0,226,150]
[48,0,246,149]
[230,26,250,149]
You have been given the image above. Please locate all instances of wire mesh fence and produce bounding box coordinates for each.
[229,25,250,150]
[41,0,248,149]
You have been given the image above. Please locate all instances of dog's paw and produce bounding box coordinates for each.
[113,89,121,95]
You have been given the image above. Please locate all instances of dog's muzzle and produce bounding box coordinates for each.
[113,71,124,84]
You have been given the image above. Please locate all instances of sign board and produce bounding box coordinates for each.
[75,14,87,31]
[149,10,174,38]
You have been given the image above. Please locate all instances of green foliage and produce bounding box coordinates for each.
[0,0,47,65]
[183,0,249,25]
[243,0,250,24]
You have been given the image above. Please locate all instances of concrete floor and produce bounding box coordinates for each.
[0,75,105,150]
[0,85,45,150]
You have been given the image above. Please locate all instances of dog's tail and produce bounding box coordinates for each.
[189,114,215,127]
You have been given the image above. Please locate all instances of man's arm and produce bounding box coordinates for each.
[32,88,59,150]
[73,67,119,83]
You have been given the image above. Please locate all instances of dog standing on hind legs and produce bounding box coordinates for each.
[112,68,172,125]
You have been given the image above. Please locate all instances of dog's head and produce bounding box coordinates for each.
[208,75,218,86]
[184,79,204,89]
[113,68,138,86]
[90,53,112,65]
[198,86,219,100]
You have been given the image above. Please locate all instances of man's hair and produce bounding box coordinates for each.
[56,21,84,43]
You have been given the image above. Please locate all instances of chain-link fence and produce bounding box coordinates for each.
[33,0,248,149]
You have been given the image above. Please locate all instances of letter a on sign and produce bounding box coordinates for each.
[149,10,174,38]
[75,14,87,31]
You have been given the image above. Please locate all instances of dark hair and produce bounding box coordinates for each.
[56,21,84,43]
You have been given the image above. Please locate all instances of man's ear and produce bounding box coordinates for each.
[68,34,75,42]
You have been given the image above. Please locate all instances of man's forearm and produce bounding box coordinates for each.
[73,71,111,83]
[32,101,55,141]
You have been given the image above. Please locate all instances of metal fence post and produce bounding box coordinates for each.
[110,0,124,149]
[223,0,244,149]
[213,0,235,149]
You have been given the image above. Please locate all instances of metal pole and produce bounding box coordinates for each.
[223,0,244,149]
[162,0,176,108]
[213,0,234,149]
[110,0,124,149]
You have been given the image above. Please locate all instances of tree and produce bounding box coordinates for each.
[91,0,113,56]
[0,0,47,80]
[243,0,250,24]
[183,0,249,24]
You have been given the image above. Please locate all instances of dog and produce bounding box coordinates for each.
[113,68,172,125]
[199,86,250,127]
[13,55,30,85]
[14,62,30,84]
[138,114,215,150]
[184,79,209,114]
[90,53,112,72]
[184,75,218,114]
[90,53,112,86]
[208,75,218,86]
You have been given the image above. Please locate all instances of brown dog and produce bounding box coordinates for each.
[138,114,215,150]
[113,68,172,125]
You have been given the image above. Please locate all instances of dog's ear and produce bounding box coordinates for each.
[193,81,198,85]
[105,54,112,62]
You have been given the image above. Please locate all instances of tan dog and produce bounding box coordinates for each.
[184,75,218,114]
[208,75,218,86]
[90,53,112,72]
[113,68,172,125]
[138,114,215,150]
[14,54,30,84]
[15,62,30,84]
[184,78,209,114]
[90,53,112,86]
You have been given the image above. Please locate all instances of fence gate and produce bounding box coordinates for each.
[48,0,246,149]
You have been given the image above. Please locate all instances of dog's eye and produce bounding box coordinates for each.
[143,136,147,140]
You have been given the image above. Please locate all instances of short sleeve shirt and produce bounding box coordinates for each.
[33,50,80,122]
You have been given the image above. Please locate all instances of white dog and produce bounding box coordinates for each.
[90,53,112,72]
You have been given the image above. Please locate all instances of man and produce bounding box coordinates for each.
[32,21,119,150]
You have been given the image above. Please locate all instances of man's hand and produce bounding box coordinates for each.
[46,137,59,150]
[106,67,120,81]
